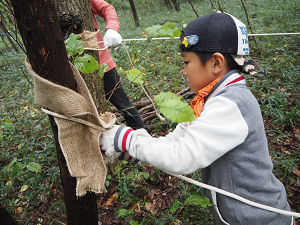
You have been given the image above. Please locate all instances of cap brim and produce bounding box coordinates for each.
[232,55,265,75]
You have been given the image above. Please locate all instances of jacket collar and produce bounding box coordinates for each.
[204,69,245,102]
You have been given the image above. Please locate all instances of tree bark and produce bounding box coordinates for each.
[171,0,180,11]
[53,0,107,112]
[164,0,172,10]
[128,0,140,26]
[164,0,180,11]
[0,206,18,225]
[10,0,98,224]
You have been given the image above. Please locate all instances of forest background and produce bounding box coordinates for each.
[0,0,299,224]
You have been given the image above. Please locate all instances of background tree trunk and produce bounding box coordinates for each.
[10,0,99,224]
[0,23,19,52]
[164,0,172,10]
[0,3,20,52]
[164,0,180,11]
[171,0,180,11]
[53,0,107,112]
[128,0,140,26]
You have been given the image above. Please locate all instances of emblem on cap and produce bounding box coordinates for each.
[181,35,199,48]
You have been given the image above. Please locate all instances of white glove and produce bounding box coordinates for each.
[100,125,135,164]
[100,125,121,162]
[103,29,122,47]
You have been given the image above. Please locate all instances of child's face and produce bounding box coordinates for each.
[182,51,216,93]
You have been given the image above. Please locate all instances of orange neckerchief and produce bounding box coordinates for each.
[191,76,223,117]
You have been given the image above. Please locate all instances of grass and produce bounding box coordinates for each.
[0,0,299,224]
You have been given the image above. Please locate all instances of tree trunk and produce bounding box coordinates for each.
[53,0,107,112]
[10,0,98,224]
[128,0,140,26]
[164,0,172,10]
[171,0,180,11]
[0,5,19,52]
[164,0,180,11]
[0,206,18,225]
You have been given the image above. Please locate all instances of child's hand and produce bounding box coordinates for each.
[103,29,122,47]
[100,125,135,164]
[100,125,120,160]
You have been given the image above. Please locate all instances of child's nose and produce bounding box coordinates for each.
[182,68,187,76]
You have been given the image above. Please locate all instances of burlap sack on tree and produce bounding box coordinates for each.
[77,30,99,49]
[25,59,115,196]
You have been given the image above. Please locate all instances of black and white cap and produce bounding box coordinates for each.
[180,12,263,75]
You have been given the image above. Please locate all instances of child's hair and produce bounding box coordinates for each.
[197,52,242,71]
[181,47,242,71]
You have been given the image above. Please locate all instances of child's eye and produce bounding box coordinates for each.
[184,61,189,65]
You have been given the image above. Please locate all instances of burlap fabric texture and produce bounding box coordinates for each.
[25,59,116,196]
[77,30,99,49]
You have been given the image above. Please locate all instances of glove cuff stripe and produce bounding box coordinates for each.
[122,128,134,152]
[114,126,134,153]
[114,126,125,152]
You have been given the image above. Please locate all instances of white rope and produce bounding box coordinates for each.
[249,32,300,36]
[84,32,300,51]
[42,108,299,218]
[41,108,102,130]
[123,37,180,42]
[84,47,108,51]
[122,32,300,42]
[165,171,300,218]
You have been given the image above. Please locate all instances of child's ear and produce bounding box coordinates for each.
[210,53,226,76]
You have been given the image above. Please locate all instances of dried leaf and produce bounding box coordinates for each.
[145,202,156,214]
[20,184,29,192]
[293,169,300,177]
[105,192,118,206]
[15,207,22,214]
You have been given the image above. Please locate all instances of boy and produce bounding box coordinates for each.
[100,12,293,225]
[90,0,147,129]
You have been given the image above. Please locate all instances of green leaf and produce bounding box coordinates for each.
[184,194,212,207]
[138,172,150,179]
[26,162,41,173]
[129,220,139,225]
[4,158,17,173]
[117,208,134,218]
[74,54,100,74]
[12,162,25,176]
[154,92,183,104]
[98,64,109,78]
[121,160,128,165]
[125,68,144,84]
[169,199,180,213]
[1,118,15,131]
[145,23,181,38]
[0,130,3,141]
[145,25,161,37]
[154,92,196,123]
[65,33,84,56]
